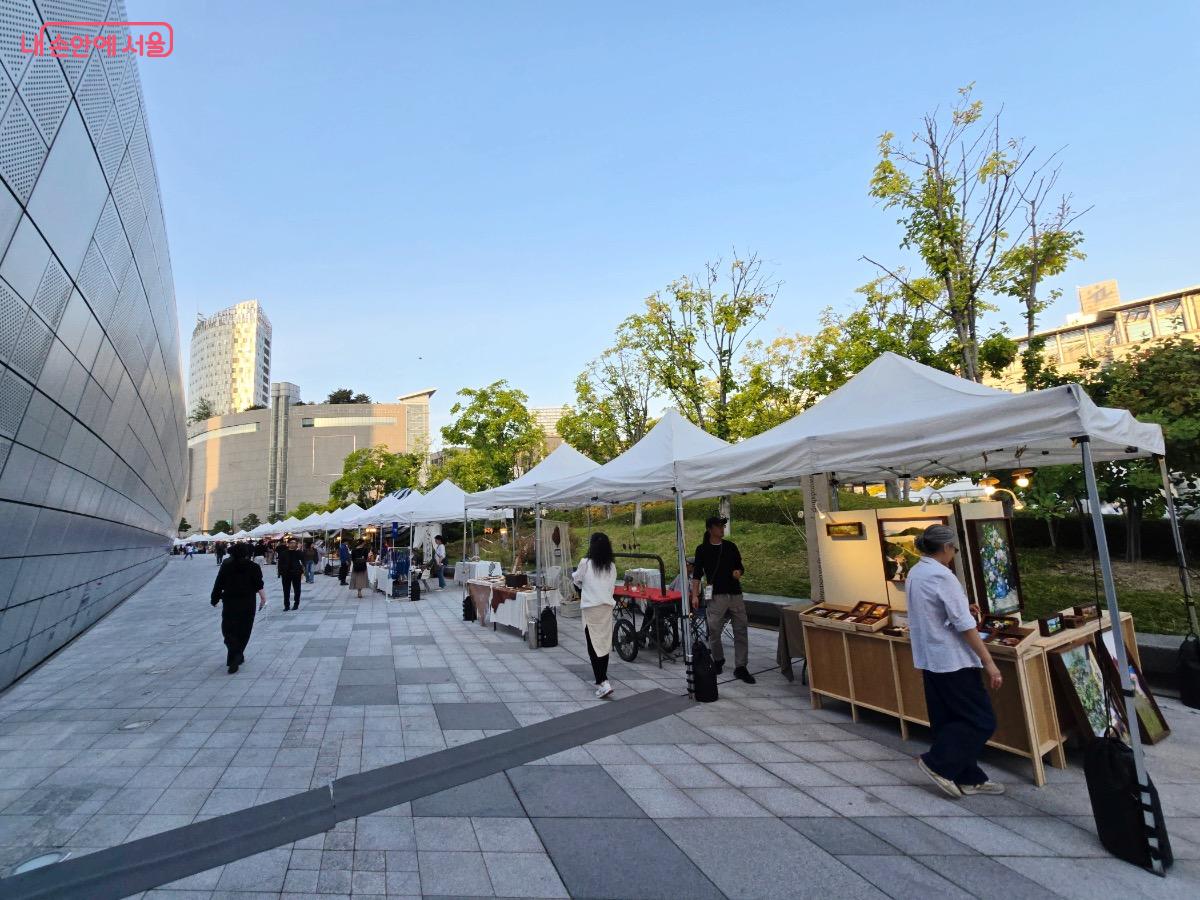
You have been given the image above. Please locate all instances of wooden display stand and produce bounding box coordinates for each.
[802,610,1138,785]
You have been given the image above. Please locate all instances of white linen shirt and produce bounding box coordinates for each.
[572,558,617,609]
[905,556,980,673]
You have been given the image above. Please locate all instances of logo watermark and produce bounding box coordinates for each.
[20,21,173,59]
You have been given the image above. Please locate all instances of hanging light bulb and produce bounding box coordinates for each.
[1013,469,1033,489]
[979,476,999,497]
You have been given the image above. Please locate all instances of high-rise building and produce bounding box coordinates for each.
[0,5,186,690]
[188,299,271,417]
[531,405,567,451]
[184,385,435,528]
[988,280,1200,391]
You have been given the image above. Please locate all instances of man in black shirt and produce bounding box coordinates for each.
[211,543,267,673]
[277,537,304,610]
[691,515,755,684]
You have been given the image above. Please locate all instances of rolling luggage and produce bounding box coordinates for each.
[691,641,719,703]
[537,607,558,647]
[463,596,476,621]
[409,577,421,602]
[1084,735,1172,873]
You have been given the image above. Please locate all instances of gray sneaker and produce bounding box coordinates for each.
[958,781,1005,795]
[917,757,962,798]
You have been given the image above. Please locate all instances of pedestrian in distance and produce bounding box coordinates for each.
[906,524,1005,799]
[278,537,304,610]
[573,531,618,699]
[432,535,447,590]
[215,542,226,566]
[338,537,351,585]
[350,538,370,598]
[210,542,266,674]
[302,539,319,584]
[691,515,755,684]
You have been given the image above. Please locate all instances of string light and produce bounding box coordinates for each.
[979,476,999,497]
[1013,469,1033,489]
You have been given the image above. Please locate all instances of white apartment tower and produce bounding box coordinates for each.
[188,300,272,417]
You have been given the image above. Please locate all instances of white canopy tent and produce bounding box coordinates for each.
[403,479,507,525]
[208,532,232,541]
[322,503,365,531]
[468,443,599,509]
[346,489,423,527]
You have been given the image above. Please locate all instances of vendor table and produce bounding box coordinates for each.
[368,565,391,593]
[466,578,560,636]
[801,608,1139,786]
[458,560,502,583]
[776,602,814,683]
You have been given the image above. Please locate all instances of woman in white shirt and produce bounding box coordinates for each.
[573,532,618,699]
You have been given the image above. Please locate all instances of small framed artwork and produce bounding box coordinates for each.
[1050,642,1129,741]
[826,522,865,540]
[878,516,949,583]
[967,518,1023,616]
[1096,633,1170,744]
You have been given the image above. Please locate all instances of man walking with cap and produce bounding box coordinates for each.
[906,523,1005,798]
[691,515,755,684]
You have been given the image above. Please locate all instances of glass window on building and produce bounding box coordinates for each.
[1155,299,1185,334]
[1123,306,1154,342]
[1059,330,1089,364]
[1087,323,1117,357]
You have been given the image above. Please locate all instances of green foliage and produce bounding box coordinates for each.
[440,380,545,489]
[557,342,653,462]
[245,403,267,411]
[177,517,190,533]
[210,519,232,534]
[330,445,423,504]
[724,334,812,439]
[424,447,495,494]
[239,513,260,531]
[326,389,371,404]
[267,513,282,524]
[188,396,216,423]
[288,500,333,520]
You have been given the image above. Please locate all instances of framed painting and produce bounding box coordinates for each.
[877,516,948,583]
[1096,633,1170,744]
[967,517,1023,616]
[826,522,865,540]
[1050,642,1128,741]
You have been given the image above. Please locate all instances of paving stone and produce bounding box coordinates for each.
[918,854,1060,899]
[411,773,525,817]
[483,850,569,898]
[838,854,973,900]
[391,635,438,646]
[352,623,390,631]
[508,765,645,818]
[471,816,544,852]
[415,816,480,851]
[856,817,979,856]
[216,846,290,891]
[433,702,519,730]
[355,815,416,850]
[785,817,901,855]
[339,655,396,670]
[331,684,398,706]
[534,817,722,900]
[919,816,1049,856]
[300,639,350,657]
[336,668,397,686]
[418,849,494,896]
[394,667,454,684]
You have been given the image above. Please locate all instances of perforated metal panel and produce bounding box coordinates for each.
[36,0,108,88]
[0,96,47,202]
[0,0,39,87]
[31,256,69,328]
[17,51,70,142]
[73,52,113,141]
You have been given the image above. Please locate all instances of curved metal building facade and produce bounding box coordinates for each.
[0,2,185,688]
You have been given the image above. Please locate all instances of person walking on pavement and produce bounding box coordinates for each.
[906,524,1005,798]
[432,535,447,590]
[573,532,619,700]
[278,537,305,610]
[338,537,351,585]
[215,542,226,566]
[350,538,370,598]
[210,542,266,673]
[691,515,755,684]
[302,539,319,584]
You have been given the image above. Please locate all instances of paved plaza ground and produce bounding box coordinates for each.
[0,557,1198,899]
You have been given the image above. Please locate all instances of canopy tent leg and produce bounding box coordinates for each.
[1158,456,1200,635]
[1081,437,1166,876]
[512,515,518,571]
[674,489,694,696]
[462,505,469,608]
[530,504,543,649]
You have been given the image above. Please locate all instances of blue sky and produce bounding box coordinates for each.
[131,1,1200,438]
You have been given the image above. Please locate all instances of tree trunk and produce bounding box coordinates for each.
[1125,497,1142,563]
[884,479,900,501]
[1046,517,1057,551]
[719,496,732,536]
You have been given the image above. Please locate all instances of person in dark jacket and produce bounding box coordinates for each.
[278,537,305,610]
[302,539,320,583]
[211,542,267,673]
[338,538,351,585]
[215,542,226,566]
[691,515,755,684]
[350,539,370,598]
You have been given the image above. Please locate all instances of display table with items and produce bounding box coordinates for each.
[800,501,1170,786]
[368,564,391,593]
[457,560,502,583]
[466,577,561,636]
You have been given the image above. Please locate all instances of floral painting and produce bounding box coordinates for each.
[969,518,1022,616]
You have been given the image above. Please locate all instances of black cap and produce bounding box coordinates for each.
[705,515,728,529]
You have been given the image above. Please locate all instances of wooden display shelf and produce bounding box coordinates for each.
[801,609,1137,786]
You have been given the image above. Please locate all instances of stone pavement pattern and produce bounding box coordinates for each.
[0,557,1198,899]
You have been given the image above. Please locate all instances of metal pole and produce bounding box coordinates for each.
[674,487,694,696]
[1157,456,1200,635]
[1081,437,1165,876]
[462,503,469,608]
[530,503,543,649]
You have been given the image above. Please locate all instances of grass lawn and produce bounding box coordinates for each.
[470,492,1193,635]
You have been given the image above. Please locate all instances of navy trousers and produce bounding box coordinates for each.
[921,667,996,786]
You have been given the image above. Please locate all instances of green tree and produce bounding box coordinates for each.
[288,500,332,520]
[327,389,371,404]
[239,512,261,531]
[724,334,812,439]
[268,513,282,524]
[423,448,495,494]
[329,446,423,504]
[622,251,779,439]
[188,396,216,423]
[865,84,1083,382]
[211,519,232,534]
[440,380,545,488]
[178,517,190,533]
[557,343,653,463]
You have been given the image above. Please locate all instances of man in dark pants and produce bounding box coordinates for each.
[338,537,351,585]
[906,524,1005,797]
[278,537,304,610]
[690,515,755,684]
[211,543,266,673]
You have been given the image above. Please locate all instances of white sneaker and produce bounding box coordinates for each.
[595,681,614,699]
[958,780,1005,796]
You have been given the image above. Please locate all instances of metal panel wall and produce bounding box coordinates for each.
[0,1,185,689]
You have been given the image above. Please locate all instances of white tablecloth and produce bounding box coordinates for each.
[368,565,391,592]
[491,588,561,633]
[457,560,502,583]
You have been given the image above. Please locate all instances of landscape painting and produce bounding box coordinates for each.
[1051,643,1120,739]
[878,517,947,583]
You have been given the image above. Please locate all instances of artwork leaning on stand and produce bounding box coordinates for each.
[967,517,1023,617]
[1050,642,1129,742]
[877,516,948,583]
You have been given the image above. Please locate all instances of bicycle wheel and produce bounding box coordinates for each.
[656,615,679,655]
[614,618,638,662]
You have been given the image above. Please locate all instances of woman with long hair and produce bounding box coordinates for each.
[572,532,618,699]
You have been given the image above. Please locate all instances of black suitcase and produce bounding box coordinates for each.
[409,577,421,602]
[538,607,557,647]
[1084,735,1172,873]
[690,641,719,703]
[463,596,476,621]
[1178,633,1200,709]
